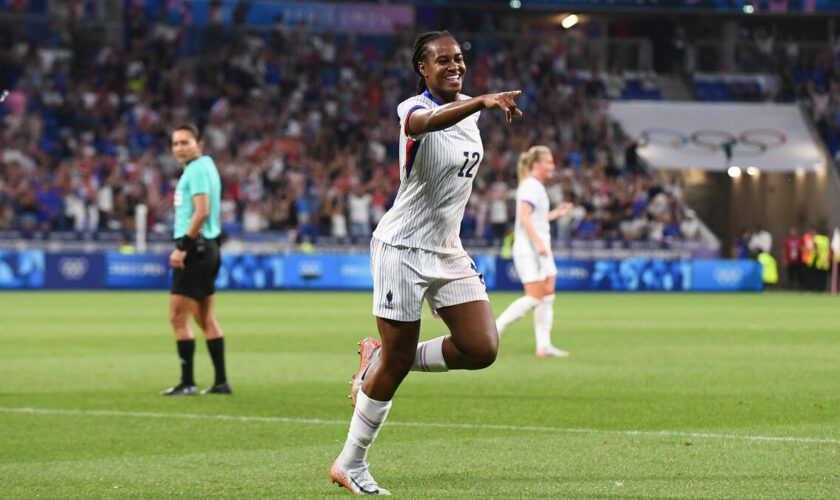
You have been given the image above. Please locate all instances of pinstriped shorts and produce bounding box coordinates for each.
[370,238,489,322]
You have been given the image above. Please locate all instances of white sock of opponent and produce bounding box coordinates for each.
[337,389,392,468]
[534,294,555,349]
[411,335,448,372]
[495,295,541,335]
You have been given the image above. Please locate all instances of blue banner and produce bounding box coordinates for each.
[590,259,691,291]
[216,254,284,290]
[555,260,595,290]
[105,253,170,289]
[473,255,497,291]
[0,250,44,289]
[496,258,521,291]
[45,253,105,289]
[282,253,372,290]
[496,257,692,291]
[690,260,763,291]
[0,250,765,292]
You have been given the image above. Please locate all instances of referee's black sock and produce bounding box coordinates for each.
[177,339,196,386]
[207,337,227,385]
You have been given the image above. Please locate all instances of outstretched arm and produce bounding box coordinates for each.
[548,202,574,222]
[406,91,523,136]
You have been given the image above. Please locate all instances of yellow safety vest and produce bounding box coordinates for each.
[501,232,514,259]
[757,252,778,284]
[813,234,831,271]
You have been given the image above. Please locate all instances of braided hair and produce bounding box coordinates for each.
[412,30,456,95]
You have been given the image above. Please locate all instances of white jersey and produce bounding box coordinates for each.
[372,91,483,254]
[512,176,551,255]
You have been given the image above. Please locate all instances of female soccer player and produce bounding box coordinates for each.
[330,31,522,495]
[494,146,573,357]
[162,125,230,396]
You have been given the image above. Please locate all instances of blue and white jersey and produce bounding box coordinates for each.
[372,91,483,254]
[513,176,551,255]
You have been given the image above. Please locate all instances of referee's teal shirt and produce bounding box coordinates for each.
[173,155,221,239]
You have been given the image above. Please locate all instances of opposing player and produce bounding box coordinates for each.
[330,31,522,495]
[495,146,573,357]
[162,124,231,396]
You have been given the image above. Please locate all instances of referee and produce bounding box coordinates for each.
[162,124,231,396]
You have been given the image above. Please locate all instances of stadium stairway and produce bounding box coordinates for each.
[657,74,694,101]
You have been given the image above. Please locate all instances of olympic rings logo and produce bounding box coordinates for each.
[714,267,744,285]
[59,257,89,280]
[299,262,322,279]
[639,128,786,157]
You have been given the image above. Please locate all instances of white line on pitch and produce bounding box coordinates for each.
[1,407,837,445]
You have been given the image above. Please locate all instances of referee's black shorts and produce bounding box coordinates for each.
[171,237,221,301]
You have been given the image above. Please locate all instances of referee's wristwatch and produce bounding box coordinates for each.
[176,235,196,252]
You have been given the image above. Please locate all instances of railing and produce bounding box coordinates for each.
[690,39,831,74]
[0,8,123,45]
[0,230,721,260]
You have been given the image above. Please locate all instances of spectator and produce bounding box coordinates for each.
[680,209,701,241]
[748,224,772,257]
[96,175,115,230]
[242,200,267,233]
[347,184,371,238]
[487,179,509,239]
[575,212,598,239]
[733,228,751,259]
[330,195,348,238]
[370,187,388,230]
[647,213,665,243]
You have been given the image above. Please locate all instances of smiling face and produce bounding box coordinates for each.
[531,152,556,183]
[418,37,465,102]
[171,129,203,164]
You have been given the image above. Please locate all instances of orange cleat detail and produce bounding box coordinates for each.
[349,337,381,408]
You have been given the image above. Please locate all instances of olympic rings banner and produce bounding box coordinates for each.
[609,101,826,172]
[0,251,762,292]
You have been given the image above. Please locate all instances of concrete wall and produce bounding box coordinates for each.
[677,166,840,282]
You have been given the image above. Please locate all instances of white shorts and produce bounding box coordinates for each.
[512,251,557,284]
[371,238,489,322]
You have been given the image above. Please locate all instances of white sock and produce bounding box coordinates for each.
[495,295,541,335]
[534,294,555,349]
[411,335,448,372]
[337,389,392,468]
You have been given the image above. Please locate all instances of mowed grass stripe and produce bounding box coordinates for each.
[3,406,838,445]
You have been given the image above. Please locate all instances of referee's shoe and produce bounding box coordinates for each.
[201,381,233,395]
[161,383,198,396]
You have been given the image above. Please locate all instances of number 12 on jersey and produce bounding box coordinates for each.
[458,151,480,178]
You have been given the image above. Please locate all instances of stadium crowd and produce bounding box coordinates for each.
[798,47,840,163]
[0,7,699,244]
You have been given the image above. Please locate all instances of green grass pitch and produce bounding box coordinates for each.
[1,291,838,498]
